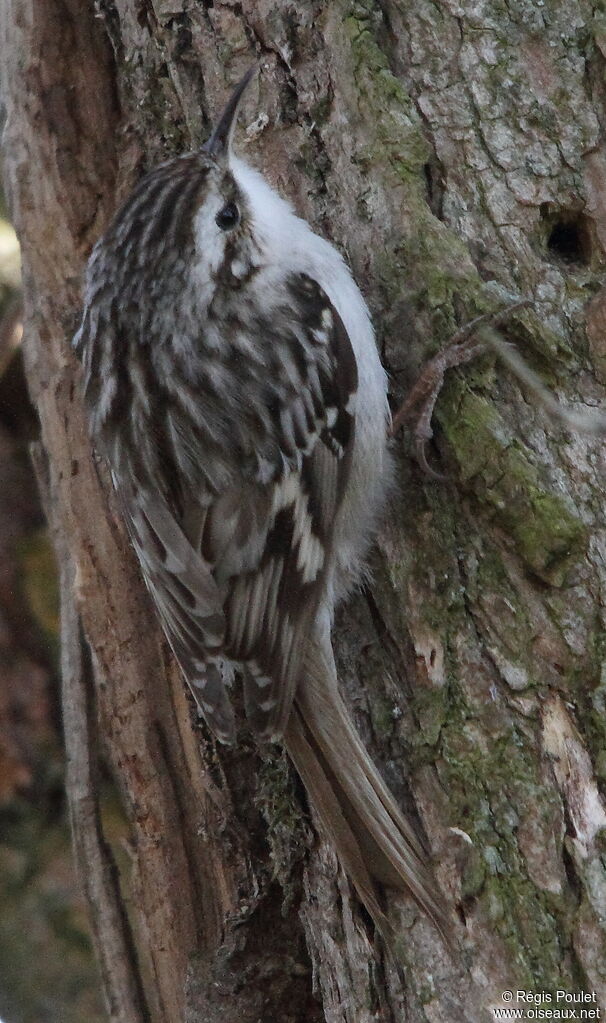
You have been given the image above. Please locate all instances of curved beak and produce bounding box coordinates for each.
[202,67,256,160]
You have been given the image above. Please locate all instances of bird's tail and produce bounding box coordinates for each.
[284,636,450,946]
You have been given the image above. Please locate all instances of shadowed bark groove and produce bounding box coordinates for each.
[2,0,606,1020]
[27,441,150,1022]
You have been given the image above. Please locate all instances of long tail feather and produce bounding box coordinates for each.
[284,636,451,947]
[285,705,391,937]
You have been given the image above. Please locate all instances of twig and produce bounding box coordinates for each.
[482,327,606,436]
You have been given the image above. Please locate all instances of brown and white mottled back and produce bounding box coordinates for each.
[74,71,449,946]
[74,90,389,742]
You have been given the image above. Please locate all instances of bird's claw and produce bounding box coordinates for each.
[391,299,530,478]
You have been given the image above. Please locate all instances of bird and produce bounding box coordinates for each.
[73,67,449,946]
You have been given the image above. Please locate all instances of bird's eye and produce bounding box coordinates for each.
[215,201,240,231]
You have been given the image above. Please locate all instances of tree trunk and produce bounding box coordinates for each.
[2,0,606,1019]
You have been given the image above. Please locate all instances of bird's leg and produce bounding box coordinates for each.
[390,300,531,476]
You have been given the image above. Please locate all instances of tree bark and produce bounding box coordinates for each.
[2,0,606,1020]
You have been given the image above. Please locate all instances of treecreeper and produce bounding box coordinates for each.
[73,68,450,950]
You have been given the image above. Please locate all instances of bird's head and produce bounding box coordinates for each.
[83,68,263,318]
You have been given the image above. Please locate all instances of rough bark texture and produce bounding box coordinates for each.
[2,0,606,1020]
[0,212,104,1019]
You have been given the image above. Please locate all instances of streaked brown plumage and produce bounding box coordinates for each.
[74,69,451,948]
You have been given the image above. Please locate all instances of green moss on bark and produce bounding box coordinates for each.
[256,749,311,910]
[438,383,587,585]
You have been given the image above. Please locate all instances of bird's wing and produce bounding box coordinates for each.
[202,273,358,740]
[116,273,358,744]
[118,479,238,742]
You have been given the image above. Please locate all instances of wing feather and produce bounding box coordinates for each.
[112,273,358,743]
[119,482,236,742]
[218,278,358,739]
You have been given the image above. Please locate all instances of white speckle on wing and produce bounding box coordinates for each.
[272,474,324,584]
